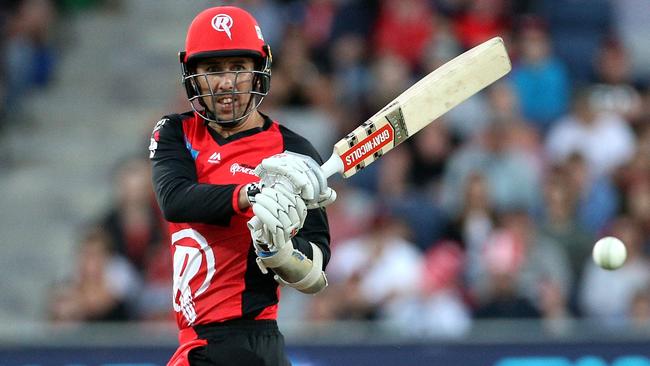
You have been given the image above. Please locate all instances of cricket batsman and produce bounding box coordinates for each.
[149,6,336,365]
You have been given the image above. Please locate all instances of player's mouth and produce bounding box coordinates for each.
[217,97,237,111]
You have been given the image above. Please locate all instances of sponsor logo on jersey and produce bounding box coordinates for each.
[149,118,168,158]
[211,14,233,40]
[207,152,221,164]
[340,124,394,171]
[230,163,257,176]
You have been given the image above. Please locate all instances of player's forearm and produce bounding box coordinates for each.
[155,177,238,225]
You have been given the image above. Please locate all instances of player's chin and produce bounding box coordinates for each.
[216,109,245,122]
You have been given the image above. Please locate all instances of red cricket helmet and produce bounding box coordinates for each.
[179,6,272,126]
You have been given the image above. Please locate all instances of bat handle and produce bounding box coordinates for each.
[320,152,344,179]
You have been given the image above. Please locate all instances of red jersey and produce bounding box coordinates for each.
[149,111,330,330]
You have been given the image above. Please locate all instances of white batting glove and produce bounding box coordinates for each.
[250,185,307,252]
[255,151,337,209]
[249,217,273,253]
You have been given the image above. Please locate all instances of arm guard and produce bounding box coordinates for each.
[256,241,328,294]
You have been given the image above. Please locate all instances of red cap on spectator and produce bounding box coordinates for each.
[421,241,464,293]
[483,229,525,275]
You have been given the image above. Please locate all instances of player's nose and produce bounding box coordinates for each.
[215,72,236,91]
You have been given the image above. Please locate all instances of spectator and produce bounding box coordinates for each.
[444,172,496,287]
[473,228,540,319]
[590,39,643,123]
[323,180,375,248]
[487,81,545,172]
[372,0,436,70]
[329,33,371,116]
[240,0,286,52]
[628,286,650,331]
[297,0,338,61]
[326,213,424,320]
[562,152,620,236]
[453,0,511,50]
[538,166,594,313]
[440,118,542,216]
[364,52,414,117]
[375,144,448,251]
[612,0,650,79]
[101,155,166,274]
[545,87,636,178]
[4,0,57,117]
[271,28,319,108]
[407,120,453,193]
[48,226,140,322]
[623,177,650,251]
[616,125,650,194]
[511,17,570,134]
[535,0,613,83]
[384,241,471,338]
[472,209,572,312]
[330,0,378,40]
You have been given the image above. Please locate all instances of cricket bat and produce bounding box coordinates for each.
[248,37,510,231]
[320,36,511,179]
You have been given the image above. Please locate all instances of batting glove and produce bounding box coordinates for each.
[250,185,307,252]
[255,151,337,209]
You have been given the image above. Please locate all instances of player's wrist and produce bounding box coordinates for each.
[239,182,261,210]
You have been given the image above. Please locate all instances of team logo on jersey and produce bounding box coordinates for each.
[230,163,256,176]
[211,14,233,40]
[172,228,216,326]
[149,118,168,158]
[207,152,221,164]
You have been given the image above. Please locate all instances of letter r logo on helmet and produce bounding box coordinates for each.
[211,14,233,39]
[183,6,269,64]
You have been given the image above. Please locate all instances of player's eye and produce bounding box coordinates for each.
[231,64,246,71]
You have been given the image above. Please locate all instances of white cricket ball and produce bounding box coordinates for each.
[592,236,627,270]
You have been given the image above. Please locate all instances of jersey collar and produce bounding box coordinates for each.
[205,112,273,145]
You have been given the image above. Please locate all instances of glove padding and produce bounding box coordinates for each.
[250,185,307,252]
[248,216,328,294]
[255,151,337,209]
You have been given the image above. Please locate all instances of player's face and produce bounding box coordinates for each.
[195,57,256,121]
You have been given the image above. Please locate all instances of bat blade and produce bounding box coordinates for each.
[321,36,512,178]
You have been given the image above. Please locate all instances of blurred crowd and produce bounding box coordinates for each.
[0,0,57,130]
[12,0,650,337]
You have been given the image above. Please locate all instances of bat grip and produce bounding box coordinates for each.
[320,152,344,179]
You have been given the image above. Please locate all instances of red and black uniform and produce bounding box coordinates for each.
[150,111,330,365]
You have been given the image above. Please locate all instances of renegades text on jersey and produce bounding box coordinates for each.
[150,111,330,331]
